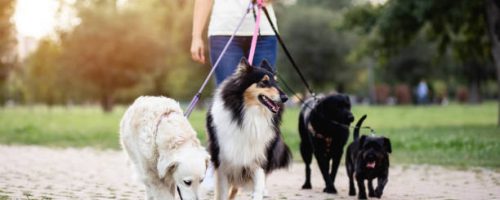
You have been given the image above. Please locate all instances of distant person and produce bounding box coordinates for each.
[416,79,429,105]
[190,0,279,85]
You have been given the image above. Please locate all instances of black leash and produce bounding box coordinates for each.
[177,186,184,200]
[262,6,316,97]
[276,73,376,134]
[262,5,375,134]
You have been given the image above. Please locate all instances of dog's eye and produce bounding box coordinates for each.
[200,178,204,183]
[258,80,270,88]
[183,180,192,186]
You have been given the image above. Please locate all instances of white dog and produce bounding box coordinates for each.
[120,96,210,200]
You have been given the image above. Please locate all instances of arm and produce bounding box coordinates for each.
[191,0,213,64]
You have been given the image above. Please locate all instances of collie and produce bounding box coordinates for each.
[206,58,292,200]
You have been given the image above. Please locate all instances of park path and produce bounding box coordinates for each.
[0,145,499,200]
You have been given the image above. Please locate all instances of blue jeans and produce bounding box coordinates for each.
[209,36,278,85]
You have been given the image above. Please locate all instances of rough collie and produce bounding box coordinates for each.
[206,58,292,200]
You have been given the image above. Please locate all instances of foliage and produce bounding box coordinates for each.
[0,0,17,103]
[21,39,63,104]
[0,104,498,168]
[276,4,361,92]
[343,0,497,103]
[60,0,168,111]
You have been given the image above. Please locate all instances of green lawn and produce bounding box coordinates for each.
[0,103,498,168]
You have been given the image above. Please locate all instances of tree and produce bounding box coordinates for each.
[22,39,64,105]
[486,0,500,126]
[0,0,17,103]
[344,0,500,125]
[275,4,360,93]
[61,0,167,111]
[124,0,211,100]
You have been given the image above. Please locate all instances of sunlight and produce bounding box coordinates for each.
[13,0,59,39]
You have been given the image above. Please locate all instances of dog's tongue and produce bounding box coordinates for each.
[366,162,376,169]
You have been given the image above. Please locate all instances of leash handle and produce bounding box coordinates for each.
[184,2,253,118]
[248,0,263,65]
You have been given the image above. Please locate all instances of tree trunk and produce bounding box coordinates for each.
[486,0,500,126]
[100,93,114,113]
[368,58,376,104]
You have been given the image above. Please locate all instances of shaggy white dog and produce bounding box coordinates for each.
[120,96,210,200]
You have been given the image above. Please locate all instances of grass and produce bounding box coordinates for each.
[0,102,498,169]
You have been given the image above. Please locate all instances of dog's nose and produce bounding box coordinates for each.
[280,94,288,103]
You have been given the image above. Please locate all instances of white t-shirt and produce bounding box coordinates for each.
[208,0,278,36]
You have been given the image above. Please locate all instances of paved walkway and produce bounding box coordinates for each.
[0,145,499,200]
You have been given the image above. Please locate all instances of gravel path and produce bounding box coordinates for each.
[0,145,499,200]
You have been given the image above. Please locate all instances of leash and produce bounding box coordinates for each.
[258,5,374,134]
[184,2,254,117]
[262,6,316,98]
[247,0,263,65]
[177,186,184,200]
[276,72,376,134]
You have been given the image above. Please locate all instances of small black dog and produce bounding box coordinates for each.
[298,94,354,193]
[346,115,392,199]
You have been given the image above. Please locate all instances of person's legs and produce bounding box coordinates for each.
[249,36,278,71]
[209,36,246,85]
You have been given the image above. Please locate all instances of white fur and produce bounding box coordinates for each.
[210,91,276,200]
[120,96,209,200]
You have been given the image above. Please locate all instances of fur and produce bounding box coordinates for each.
[346,115,392,199]
[120,96,210,200]
[206,58,292,200]
[298,94,355,193]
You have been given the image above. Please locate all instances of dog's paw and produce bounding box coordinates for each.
[374,190,383,198]
[349,190,356,196]
[358,195,368,200]
[323,187,337,194]
[301,182,312,189]
[369,191,376,197]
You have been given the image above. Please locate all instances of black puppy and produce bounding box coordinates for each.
[298,94,354,193]
[346,115,392,199]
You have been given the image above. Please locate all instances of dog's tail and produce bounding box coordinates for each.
[353,114,367,140]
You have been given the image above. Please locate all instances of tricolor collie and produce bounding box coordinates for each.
[206,58,292,200]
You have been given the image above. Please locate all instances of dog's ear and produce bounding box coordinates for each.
[383,137,392,153]
[359,135,367,147]
[259,59,274,73]
[236,57,252,74]
[157,155,178,179]
[199,147,211,170]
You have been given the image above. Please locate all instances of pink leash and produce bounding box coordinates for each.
[248,0,263,65]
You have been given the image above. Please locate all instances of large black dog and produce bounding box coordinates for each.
[346,115,392,199]
[298,94,354,193]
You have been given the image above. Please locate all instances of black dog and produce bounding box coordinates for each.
[346,115,392,199]
[298,94,354,193]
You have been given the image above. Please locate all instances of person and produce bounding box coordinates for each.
[190,0,279,85]
[416,79,429,105]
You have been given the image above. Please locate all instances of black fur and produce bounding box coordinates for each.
[219,59,284,126]
[346,115,392,199]
[298,94,354,193]
[206,113,220,168]
[206,58,291,175]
